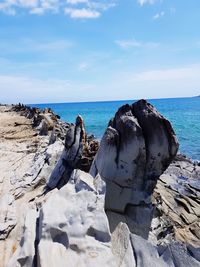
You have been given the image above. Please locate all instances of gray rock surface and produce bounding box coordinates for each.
[10,170,117,267]
[1,102,200,267]
[0,105,67,266]
[46,115,86,189]
[90,99,179,238]
[158,242,200,267]
[7,209,38,267]
[150,155,200,247]
[11,168,199,267]
[0,194,16,240]
[47,115,99,190]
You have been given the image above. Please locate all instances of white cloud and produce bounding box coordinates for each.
[78,62,89,71]
[0,75,95,104]
[87,2,116,10]
[30,7,46,14]
[131,65,200,82]
[115,38,159,49]
[115,39,142,49]
[108,64,200,100]
[65,0,116,19]
[152,11,165,20]
[1,65,200,104]
[0,0,115,18]
[0,2,15,15]
[66,0,115,10]
[64,8,100,19]
[16,0,39,8]
[0,0,59,15]
[137,0,157,6]
[67,0,88,4]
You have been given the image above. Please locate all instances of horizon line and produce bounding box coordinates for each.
[27,95,198,106]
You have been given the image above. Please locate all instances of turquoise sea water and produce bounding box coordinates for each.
[32,97,200,160]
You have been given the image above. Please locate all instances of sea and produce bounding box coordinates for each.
[32,97,200,161]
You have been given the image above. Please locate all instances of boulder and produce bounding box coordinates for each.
[46,116,86,189]
[90,99,179,238]
[46,116,99,190]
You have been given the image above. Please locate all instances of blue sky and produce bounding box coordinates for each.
[0,0,200,103]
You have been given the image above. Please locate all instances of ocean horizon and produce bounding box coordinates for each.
[28,95,199,106]
[31,96,200,161]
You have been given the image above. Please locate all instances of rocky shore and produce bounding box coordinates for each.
[0,102,199,267]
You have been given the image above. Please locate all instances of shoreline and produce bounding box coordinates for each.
[0,103,200,266]
[27,97,200,161]
[32,101,200,163]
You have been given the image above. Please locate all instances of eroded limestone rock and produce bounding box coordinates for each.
[7,209,38,267]
[9,170,117,267]
[90,99,179,238]
[2,101,200,267]
[47,116,99,190]
[0,105,67,266]
[0,194,16,240]
[46,116,87,189]
[151,155,200,247]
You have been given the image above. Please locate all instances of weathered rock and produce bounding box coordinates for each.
[1,102,200,267]
[112,223,200,267]
[187,245,200,262]
[0,194,16,240]
[46,116,86,189]
[11,103,70,140]
[47,116,99,190]
[130,234,169,267]
[158,242,200,267]
[7,209,38,267]
[90,99,179,238]
[39,120,49,136]
[0,105,67,266]
[10,170,116,267]
[151,156,200,247]
[111,223,136,267]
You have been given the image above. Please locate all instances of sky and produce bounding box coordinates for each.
[0,0,200,104]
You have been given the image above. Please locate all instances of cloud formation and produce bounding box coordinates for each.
[64,8,100,19]
[115,38,159,49]
[0,0,115,19]
[1,64,200,104]
[152,11,165,20]
[78,62,89,71]
[137,0,157,6]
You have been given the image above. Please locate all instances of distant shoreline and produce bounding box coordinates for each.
[27,95,199,106]
[1,95,199,106]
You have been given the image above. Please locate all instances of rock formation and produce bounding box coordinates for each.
[0,101,200,267]
[0,105,99,267]
[0,105,67,266]
[46,115,99,190]
[90,99,179,238]
[9,169,200,267]
[8,170,116,267]
[151,154,200,247]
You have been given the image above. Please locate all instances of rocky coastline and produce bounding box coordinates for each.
[0,102,200,267]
